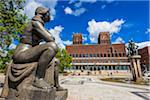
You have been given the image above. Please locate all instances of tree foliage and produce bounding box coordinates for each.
[56,49,72,72]
[0,0,27,70]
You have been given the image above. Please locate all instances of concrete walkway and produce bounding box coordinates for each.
[60,76,150,100]
[0,74,149,100]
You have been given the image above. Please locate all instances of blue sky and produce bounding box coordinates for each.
[23,0,150,48]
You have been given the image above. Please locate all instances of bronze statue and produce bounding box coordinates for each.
[127,40,138,57]
[1,7,67,99]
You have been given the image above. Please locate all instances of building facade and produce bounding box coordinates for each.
[66,32,131,76]
[138,46,150,71]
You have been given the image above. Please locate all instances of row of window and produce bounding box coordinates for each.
[70,52,126,58]
[73,41,82,44]
[71,65,129,70]
[72,59,128,63]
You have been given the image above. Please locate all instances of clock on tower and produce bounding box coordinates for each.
[98,32,110,45]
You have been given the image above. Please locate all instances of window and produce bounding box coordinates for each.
[104,54,106,57]
[90,54,92,57]
[115,66,118,70]
[107,66,109,70]
[72,54,74,57]
[76,54,78,57]
[115,53,118,57]
[93,54,96,57]
[112,53,114,57]
[85,54,88,57]
[83,54,85,57]
[119,66,122,70]
[109,66,111,70]
[123,53,126,57]
[79,54,82,57]
[113,66,115,70]
[108,54,110,57]
[101,66,104,70]
[119,53,122,57]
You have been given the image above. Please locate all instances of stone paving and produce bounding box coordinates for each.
[0,74,150,100]
[60,76,150,100]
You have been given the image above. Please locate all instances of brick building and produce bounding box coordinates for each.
[66,32,131,76]
[138,46,150,71]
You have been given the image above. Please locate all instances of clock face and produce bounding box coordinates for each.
[101,35,107,40]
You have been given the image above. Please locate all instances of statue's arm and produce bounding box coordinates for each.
[32,21,55,42]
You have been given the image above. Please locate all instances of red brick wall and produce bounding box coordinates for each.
[138,46,150,67]
[66,44,126,57]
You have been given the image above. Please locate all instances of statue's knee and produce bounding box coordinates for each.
[47,42,58,52]
[54,58,60,65]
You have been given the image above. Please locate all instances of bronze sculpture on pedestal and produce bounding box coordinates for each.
[127,40,142,82]
[1,7,67,100]
[127,40,139,57]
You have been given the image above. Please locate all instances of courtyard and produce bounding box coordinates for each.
[60,75,150,100]
[0,74,149,100]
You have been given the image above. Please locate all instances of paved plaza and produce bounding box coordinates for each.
[0,74,150,100]
[60,75,150,100]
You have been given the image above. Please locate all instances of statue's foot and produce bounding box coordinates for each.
[33,78,52,90]
[56,86,67,91]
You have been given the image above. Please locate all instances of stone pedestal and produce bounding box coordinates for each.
[130,55,143,82]
[6,86,56,100]
[55,90,68,100]
[1,61,68,100]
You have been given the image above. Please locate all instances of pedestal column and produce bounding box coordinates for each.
[132,59,139,80]
[130,55,142,81]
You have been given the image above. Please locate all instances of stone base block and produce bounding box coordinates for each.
[0,98,5,100]
[136,78,143,83]
[55,90,68,100]
[6,86,56,100]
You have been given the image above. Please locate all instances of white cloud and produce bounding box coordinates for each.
[145,28,150,34]
[83,36,87,42]
[104,0,115,3]
[126,41,150,50]
[87,19,125,43]
[101,5,106,9]
[74,2,82,8]
[49,26,64,48]
[69,0,97,4]
[63,40,72,45]
[24,0,42,19]
[79,0,97,3]
[136,41,150,49]
[64,7,86,16]
[24,0,58,20]
[73,8,86,16]
[64,7,73,14]
[113,37,125,44]
[49,26,72,48]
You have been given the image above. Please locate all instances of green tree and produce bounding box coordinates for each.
[0,0,27,70]
[56,49,72,72]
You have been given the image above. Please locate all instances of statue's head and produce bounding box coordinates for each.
[35,7,50,22]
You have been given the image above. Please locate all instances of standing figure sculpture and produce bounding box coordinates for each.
[1,7,66,99]
[127,40,139,57]
[127,40,142,82]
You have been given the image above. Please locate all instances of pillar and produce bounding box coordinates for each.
[137,58,142,78]
[130,55,142,82]
[132,59,139,80]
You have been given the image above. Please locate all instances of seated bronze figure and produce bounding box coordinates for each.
[1,7,66,99]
